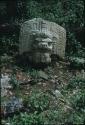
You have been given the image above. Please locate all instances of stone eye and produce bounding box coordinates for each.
[48,43,52,46]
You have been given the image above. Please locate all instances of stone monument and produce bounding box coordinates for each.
[19,18,66,63]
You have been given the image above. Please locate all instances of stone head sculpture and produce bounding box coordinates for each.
[19,18,66,63]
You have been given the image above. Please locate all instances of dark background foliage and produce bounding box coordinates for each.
[0,0,84,56]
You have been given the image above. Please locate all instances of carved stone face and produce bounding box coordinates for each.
[19,18,66,64]
[29,31,54,63]
[32,32,53,51]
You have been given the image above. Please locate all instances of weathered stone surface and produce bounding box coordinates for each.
[54,90,63,98]
[2,96,23,115]
[1,74,11,97]
[19,18,66,63]
[38,70,48,80]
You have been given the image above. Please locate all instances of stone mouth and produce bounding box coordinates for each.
[32,47,52,53]
[32,38,53,52]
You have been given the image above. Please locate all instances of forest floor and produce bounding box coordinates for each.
[1,59,85,124]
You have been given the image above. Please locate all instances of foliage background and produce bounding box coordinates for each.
[0,0,84,57]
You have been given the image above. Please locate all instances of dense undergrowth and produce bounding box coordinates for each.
[2,75,85,125]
